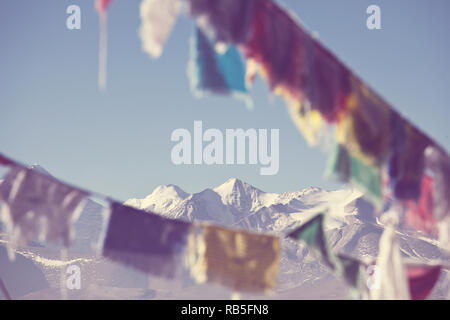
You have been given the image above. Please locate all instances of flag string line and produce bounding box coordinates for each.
[1,151,449,271]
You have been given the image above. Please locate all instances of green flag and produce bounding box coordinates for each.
[336,254,366,287]
[288,214,368,299]
[287,213,336,270]
[326,144,382,204]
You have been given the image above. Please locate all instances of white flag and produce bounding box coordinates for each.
[139,0,181,59]
[370,211,410,300]
[0,166,87,256]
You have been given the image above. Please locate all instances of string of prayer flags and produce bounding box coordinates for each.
[326,144,382,204]
[188,27,250,106]
[139,0,181,59]
[188,224,280,293]
[183,0,450,238]
[370,211,410,300]
[287,213,337,270]
[406,265,441,300]
[103,202,192,279]
[0,166,87,257]
[95,0,112,90]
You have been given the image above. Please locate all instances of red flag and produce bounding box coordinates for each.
[0,154,13,167]
[95,0,112,14]
[407,266,441,300]
[405,175,437,234]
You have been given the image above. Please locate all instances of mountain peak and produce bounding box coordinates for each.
[148,184,189,200]
[213,178,261,195]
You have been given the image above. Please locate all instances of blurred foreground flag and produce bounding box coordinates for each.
[369,212,410,300]
[287,213,337,269]
[326,144,382,204]
[188,224,280,293]
[0,154,13,167]
[407,266,441,300]
[0,166,87,256]
[103,202,191,278]
[139,0,181,59]
[188,27,250,107]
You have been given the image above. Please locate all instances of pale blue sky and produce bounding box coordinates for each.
[1,0,449,201]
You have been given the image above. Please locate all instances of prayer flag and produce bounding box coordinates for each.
[425,146,450,221]
[335,254,368,299]
[326,144,382,203]
[0,166,87,250]
[370,212,410,300]
[188,27,249,105]
[287,213,336,270]
[337,79,391,166]
[407,266,441,300]
[389,123,431,200]
[405,175,437,234]
[188,224,280,293]
[139,0,181,59]
[187,0,258,45]
[103,202,191,278]
[0,154,13,167]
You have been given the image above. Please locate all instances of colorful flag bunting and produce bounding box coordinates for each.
[287,213,337,270]
[188,27,250,105]
[103,202,192,278]
[407,266,441,300]
[139,0,181,59]
[0,166,87,253]
[188,224,280,293]
[184,0,450,224]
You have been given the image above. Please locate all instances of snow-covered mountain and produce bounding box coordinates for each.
[125,178,363,232]
[123,178,450,299]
